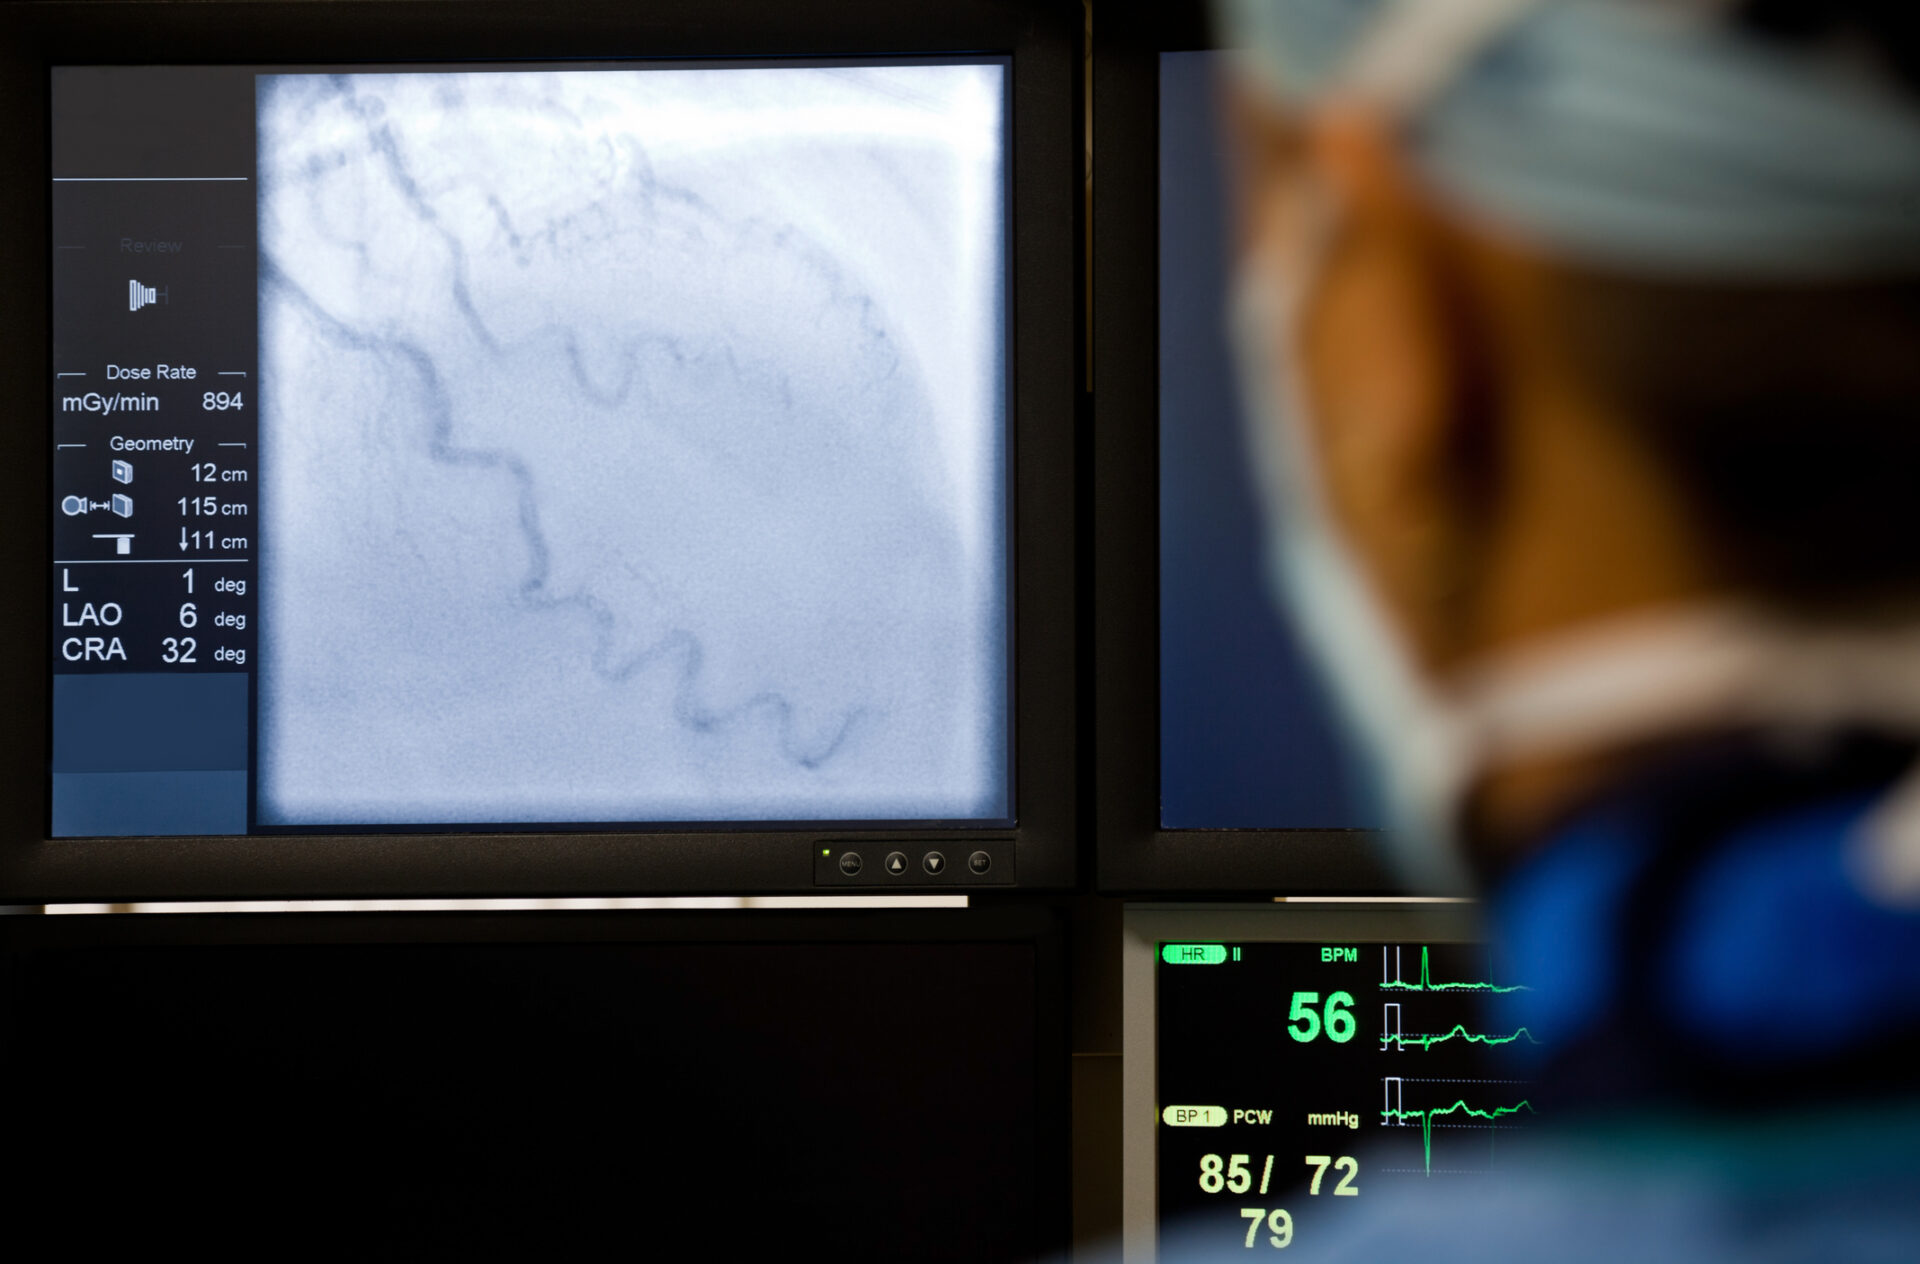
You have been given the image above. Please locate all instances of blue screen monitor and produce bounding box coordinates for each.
[1093,11,1391,894]
[1156,50,1373,833]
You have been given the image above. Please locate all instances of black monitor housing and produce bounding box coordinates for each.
[0,0,1081,901]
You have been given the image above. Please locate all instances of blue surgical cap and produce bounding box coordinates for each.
[1219,0,1920,279]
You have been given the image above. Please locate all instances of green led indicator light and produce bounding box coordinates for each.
[1161,943,1228,965]
[822,849,830,856]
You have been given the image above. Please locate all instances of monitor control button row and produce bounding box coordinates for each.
[815,842,1012,886]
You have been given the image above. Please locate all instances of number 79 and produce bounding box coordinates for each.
[1239,1208,1293,1249]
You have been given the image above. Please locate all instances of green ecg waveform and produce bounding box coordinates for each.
[1382,1099,1535,1173]
[1379,1024,1541,1053]
[1380,946,1530,993]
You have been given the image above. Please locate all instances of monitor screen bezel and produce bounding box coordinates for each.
[1120,901,1482,1258]
[1091,7,1395,895]
[0,0,1082,900]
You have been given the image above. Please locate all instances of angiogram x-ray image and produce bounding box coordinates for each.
[256,64,1009,826]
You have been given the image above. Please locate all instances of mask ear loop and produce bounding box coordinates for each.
[1229,174,1346,574]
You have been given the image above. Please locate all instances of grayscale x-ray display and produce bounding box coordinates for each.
[255,65,1010,826]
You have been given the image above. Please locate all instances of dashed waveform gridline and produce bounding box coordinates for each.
[255,64,1010,826]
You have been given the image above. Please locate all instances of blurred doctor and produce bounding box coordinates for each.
[1210,0,1920,1257]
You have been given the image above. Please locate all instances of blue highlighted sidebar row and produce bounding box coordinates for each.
[51,672,248,837]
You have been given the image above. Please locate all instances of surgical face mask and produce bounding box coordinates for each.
[1227,187,1473,893]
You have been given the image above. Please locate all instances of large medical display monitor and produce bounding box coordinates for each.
[1093,9,1390,893]
[0,1,1079,900]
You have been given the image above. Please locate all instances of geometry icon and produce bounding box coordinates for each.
[112,459,133,485]
[60,494,135,517]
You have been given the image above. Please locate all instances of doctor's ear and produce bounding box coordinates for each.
[1267,105,1499,669]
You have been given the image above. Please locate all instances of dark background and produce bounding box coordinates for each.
[0,911,1065,1257]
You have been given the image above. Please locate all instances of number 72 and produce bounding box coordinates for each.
[1304,1155,1360,1196]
